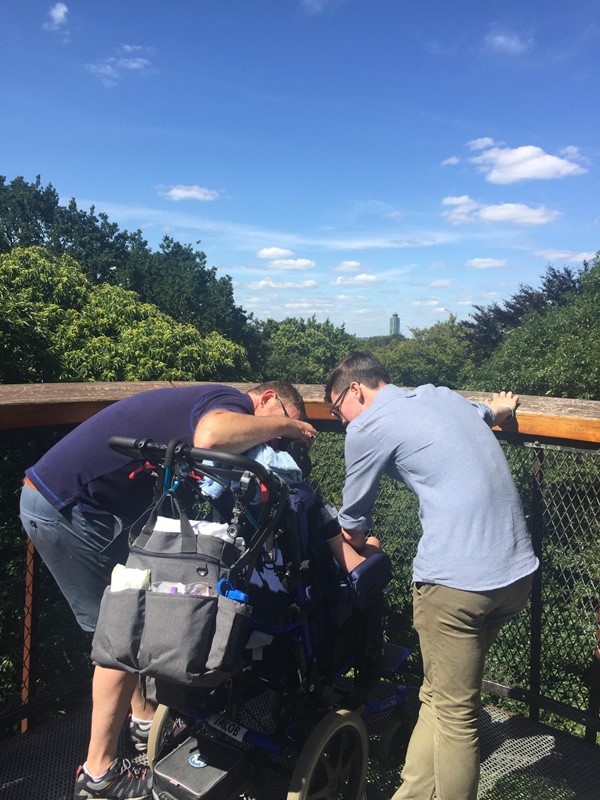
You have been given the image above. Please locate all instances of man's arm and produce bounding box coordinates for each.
[338,427,390,533]
[486,390,520,426]
[193,409,317,453]
[327,529,382,573]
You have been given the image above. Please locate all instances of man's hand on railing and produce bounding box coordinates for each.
[488,390,520,425]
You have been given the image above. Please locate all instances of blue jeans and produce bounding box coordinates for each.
[19,484,129,632]
[392,573,534,800]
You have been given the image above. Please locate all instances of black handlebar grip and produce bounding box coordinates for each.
[108,436,165,460]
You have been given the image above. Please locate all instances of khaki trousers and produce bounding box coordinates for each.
[392,574,533,800]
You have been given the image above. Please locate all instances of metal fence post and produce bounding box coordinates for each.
[587,610,600,743]
[529,445,545,723]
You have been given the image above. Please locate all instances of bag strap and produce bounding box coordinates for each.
[131,491,197,554]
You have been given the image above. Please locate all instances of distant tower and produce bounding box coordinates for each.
[389,312,400,336]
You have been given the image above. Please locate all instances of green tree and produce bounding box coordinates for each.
[374,315,473,388]
[361,333,405,351]
[0,177,260,364]
[47,199,136,285]
[139,238,249,339]
[0,175,60,252]
[463,264,582,364]
[0,246,250,383]
[57,284,251,382]
[261,316,358,384]
[117,236,262,367]
[469,254,600,399]
[0,283,60,382]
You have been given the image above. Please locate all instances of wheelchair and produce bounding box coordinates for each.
[106,436,411,800]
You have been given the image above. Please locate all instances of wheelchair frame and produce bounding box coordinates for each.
[108,436,410,800]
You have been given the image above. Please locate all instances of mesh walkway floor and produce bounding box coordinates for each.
[1,698,599,800]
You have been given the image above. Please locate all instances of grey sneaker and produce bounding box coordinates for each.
[74,758,152,799]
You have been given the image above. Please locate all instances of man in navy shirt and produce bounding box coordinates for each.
[20,381,316,800]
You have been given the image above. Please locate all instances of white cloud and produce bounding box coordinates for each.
[441,195,480,224]
[335,294,365,303]
[249,279,317,290]
[479,203,560,225]
[267,258,316,271]
[44,2,68,30]
[467,137,497,151]
[466,258,507,269]
[441,156,459,166]
[442,195,560,226]
[284,300,332,313]
[534,249,596,263]
[86,45,153,87]
[456,299,475,306]
[301,0,330,13]
[257,247,294,259]
[385,210,404,220]
[429,278,452,286]
[411,299,440,307]
[160,185,220,202]
[484,30,530,55]
[333,260,362,272]
[469,143,587,184]
[331,273,382,287]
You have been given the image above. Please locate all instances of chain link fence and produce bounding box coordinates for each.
[308,430,600,740]
[1,425,599,742]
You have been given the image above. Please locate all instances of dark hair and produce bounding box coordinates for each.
[324,352,390,402]
[248,381,307,420]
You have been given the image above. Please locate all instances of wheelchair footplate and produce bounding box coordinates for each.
[152,732,249,800]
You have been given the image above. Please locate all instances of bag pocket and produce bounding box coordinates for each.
[91,587,145,672]
[206,594,252,672]
[138,591,219,684]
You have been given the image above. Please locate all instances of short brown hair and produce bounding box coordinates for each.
[248,381,307,420]
[324,352,390,402]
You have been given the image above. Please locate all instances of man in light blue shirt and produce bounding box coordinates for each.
[325,352,538,800]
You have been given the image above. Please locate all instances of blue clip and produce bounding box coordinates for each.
[217,579,249,604]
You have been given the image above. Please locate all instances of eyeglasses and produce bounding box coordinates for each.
[275,395,289,418]
[330,385,351,420]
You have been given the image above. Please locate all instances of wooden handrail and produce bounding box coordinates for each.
[1,382,599,444]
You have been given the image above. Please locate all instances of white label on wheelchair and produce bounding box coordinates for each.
[206,713,248,743]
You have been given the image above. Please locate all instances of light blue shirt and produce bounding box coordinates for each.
[338,384,538,591]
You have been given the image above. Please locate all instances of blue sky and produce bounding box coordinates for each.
[2,0,598,338]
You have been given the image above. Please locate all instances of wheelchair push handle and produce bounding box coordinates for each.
[108,435,275,487]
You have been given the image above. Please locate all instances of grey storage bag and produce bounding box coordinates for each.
[91,496,252,686]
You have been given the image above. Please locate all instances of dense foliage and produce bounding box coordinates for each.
[369,315,473,389]
[0,246,250,383]
[467,261,600,399]
[259,316,358,384]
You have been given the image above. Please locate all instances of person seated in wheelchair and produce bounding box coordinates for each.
[201,434,387,580]
[236,437,392,626]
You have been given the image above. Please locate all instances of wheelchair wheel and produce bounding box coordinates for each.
[287,708,368,800]
[377,707,411,770]
[147,704,188,767]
